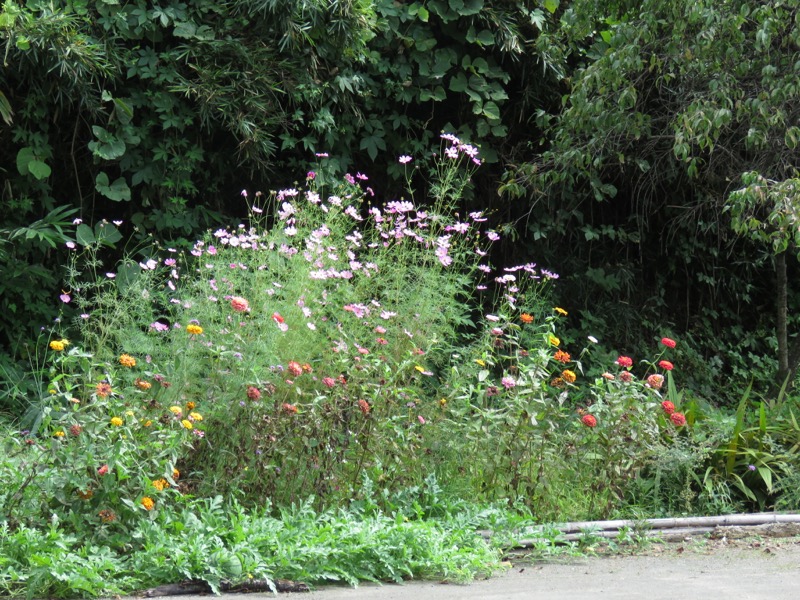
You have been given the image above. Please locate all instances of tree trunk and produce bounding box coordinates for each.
[775,251,790,388]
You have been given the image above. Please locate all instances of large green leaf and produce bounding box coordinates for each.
[95,172,131,202]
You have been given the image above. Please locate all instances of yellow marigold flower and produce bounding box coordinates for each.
[110,417,124,427]
[520,313,534,324]
[186,401,196,410]
[414,365,425,373]
[152,478,170,491]
[562,369,577,384]
[186,324,203,335]
[554,307,568,316]
[144,420,153,427]
[189,412,203,421]
[548,334,560,347]
[49,340,66,352]
[119,354,136,368]
[181,419,193,430]
[53,430,65,437]
[169,406,183,416]
[141,496,155,511]
[475,359,486,367]
[173,468,180,480]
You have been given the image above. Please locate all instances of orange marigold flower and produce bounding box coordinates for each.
[186,401,196,410]
[119,354,136,368]
[152,478,170,491]
[98,509,116,523]
[554,350,571,364]
[186,324,203,335]
[520,313,534,324]
[96,382,112,398]
[141,496,155,511]
[135,378,152,391]
[301,363,313,373]
[562,369,577,384]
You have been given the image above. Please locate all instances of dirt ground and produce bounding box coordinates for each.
[301,535,800,600]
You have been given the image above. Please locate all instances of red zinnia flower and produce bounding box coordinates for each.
[581,414,597,428]
[661,400,675,415]
[616,356,633,368]
[658,360,674,371]
[272,312,285,324]
[661,337,677,348]
[670,412,686,426]
[619,371,633,383]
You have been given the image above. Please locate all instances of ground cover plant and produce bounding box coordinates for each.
[2,135,800,597]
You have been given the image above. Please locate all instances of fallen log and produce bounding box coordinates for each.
[140,578,309,597]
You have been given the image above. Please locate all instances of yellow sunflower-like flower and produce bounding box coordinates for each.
[189,412,203,421]
[49,340,66,352]
[554,307,568,316]
[152,478,170,491]
[53,430,66,437]
[141,497,155,511]
[520,313,534,324]
[548,334,560,347]
[186,324,203,335]
[181,419,193,430]
[119,354,136,368]
[110,417,124,427]
[169,406,183,416]
[562,369,577,384]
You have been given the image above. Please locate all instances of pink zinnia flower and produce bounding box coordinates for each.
[647,374,664,390]
[230,296,250,313]
[287,361,303,377]
[619,371,633,383]
[661,337,677,348]
[658,360,674,371]
[501,376,516,389]
[322,377,336,388]
[661,400,675,415]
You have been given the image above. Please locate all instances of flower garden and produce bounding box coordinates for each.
[2,135,799,597]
